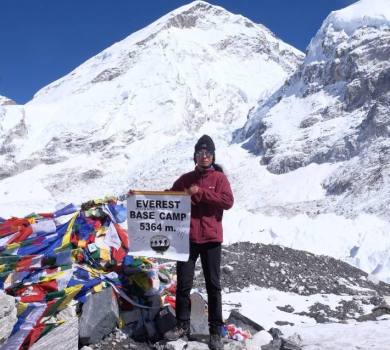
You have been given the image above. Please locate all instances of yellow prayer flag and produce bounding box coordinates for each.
[58,285,83,311]
[58,212,78,250]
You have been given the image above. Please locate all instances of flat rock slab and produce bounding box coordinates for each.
[226,310,264,336]
[31,317,78,350]
[190,293,209,335]
[0,291,17,344]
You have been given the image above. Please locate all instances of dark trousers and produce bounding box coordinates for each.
[175,241,222,334]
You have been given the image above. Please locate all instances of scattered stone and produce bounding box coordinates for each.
[268,328,283,340]
[223,265,234,274]
[261,335,303,350]
[217,242,390,298]
[275,321,294,326]
[286,333,303,347]
[357,303,390,322]
[226,310,264,336]
[276,305,295,313]
[281,336,302,350]
[89,241,390,348]
[79,287,120,345]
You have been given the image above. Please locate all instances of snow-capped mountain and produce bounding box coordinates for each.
[1,0,390,286]
[0,95,16,106]
[230,0,390,282]
[2,2,390,347]
[0,0,302,212]
[237,0,390,218]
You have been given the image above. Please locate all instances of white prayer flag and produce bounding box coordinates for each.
[31,219,56,234]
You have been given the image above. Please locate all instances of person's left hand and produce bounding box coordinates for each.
[186,185,199,195]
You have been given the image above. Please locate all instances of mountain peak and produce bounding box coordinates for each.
[0,95,17,106]
[162,0,238,29]
[174,0,213,12]
[327,0,390,34]
[171,0,222,16]
[305,0,390,64]
[32,1,302,104]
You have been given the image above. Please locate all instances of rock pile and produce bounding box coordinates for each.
[194,242,390,323]
[1,202,390,350]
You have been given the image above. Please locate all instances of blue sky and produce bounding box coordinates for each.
[0,0,355,104]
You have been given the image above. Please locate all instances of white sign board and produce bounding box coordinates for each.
[127,191,190,261]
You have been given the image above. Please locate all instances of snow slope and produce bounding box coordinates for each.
[0,0,390,288]
[229,286,390,350]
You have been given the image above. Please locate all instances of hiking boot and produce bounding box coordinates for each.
[164,325,190,341]
[209,334,224,350]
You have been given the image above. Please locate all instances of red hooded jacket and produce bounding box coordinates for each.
[171,166,234,244]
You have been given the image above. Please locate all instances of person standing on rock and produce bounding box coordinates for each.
[164,135,234,350]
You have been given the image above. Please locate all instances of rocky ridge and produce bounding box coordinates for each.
[83,242,390,350]
[203,242,390,323]
[236,0,390,219]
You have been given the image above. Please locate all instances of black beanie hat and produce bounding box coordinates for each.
[194,135,216,164]
[194,135,215,153]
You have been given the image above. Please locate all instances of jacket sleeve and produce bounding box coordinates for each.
[170,175,184,191]
[194,174,234,210]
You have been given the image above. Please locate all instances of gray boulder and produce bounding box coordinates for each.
[79,286,120,345]
[121,308,142,325]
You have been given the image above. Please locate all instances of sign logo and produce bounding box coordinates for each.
[150,235,170,253]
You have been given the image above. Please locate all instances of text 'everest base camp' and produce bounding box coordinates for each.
[1,0,390,349]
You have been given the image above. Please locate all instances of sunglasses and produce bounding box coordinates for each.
[195,150,213,158]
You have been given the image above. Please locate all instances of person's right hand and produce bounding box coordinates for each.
[185,185,199,195]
